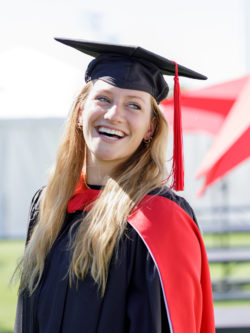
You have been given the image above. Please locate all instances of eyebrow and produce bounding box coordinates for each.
[126,95,146,103]
[94,89,147,104]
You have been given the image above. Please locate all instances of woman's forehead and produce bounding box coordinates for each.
[91,79,151,101]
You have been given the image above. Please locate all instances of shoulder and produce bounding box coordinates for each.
[147,186,198,227]
[128,186,200,247]
[28,186,45,219]
[26,186,45,244]
[30,187,45,209]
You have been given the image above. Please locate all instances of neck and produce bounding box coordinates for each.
[85,153,117,186]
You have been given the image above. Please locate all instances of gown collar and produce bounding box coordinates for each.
[67,174,102,213]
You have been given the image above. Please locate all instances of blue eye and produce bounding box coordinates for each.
[96,96,110,103]
[128,103,141,110]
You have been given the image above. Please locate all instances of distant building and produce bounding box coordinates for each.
[0,117,249,238]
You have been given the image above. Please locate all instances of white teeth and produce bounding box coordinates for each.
[98,127,125,138]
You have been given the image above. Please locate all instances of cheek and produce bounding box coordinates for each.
[82,106,103,142]
[82,106,100,127]
[81,109,92,140]
[132,115,151,138]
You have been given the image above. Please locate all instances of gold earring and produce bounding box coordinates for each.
[77,122,82,129]
[143,137,152,144]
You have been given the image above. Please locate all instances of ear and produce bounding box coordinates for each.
[143,117,156,141]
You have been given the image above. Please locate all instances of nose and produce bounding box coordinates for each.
[103,102,123,122]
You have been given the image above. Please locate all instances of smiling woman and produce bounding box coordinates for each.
[81,80,155,181]
[14,38,215,333]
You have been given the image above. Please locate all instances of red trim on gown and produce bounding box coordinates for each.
[67,178,215,333]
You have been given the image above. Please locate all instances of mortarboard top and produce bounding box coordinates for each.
[55,37,208,191]
[55,38,207,104]
[54,38,207,80]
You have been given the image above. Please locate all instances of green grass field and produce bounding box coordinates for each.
[203,232,250,294]
[0,235,250,332]
[0,240,24,333]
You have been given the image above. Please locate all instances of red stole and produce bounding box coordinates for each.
[68,179,215,333]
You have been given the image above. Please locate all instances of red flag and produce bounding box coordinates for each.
[161,75,249,135]
[195,76,250,195]
[161,74,250,196]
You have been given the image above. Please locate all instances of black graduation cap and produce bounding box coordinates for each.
[55,37,207,191]
[55,38,207,104]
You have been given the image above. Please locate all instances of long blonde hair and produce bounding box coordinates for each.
[18,81,169,295]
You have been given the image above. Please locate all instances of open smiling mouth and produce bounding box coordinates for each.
[97,127,126,140]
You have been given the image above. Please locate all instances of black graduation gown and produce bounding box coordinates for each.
[15,186,199,333]
[15,190,172,332]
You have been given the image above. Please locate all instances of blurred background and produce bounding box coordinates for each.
[0,0,250,332]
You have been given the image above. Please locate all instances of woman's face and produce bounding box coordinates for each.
[80,80,155,171]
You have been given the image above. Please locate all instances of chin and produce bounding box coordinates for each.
[92,150,129,164]
[97,154,126,163]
